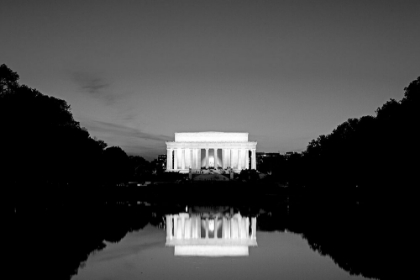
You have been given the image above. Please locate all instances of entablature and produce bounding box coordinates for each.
[166,141,257,149]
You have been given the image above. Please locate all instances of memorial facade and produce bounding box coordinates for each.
[166,211,257,256]
[166,132,257,173]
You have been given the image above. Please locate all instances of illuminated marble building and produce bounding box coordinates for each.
[166,208,257,256]
[166,132,257,173]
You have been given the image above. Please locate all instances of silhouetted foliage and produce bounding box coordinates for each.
[239,169,259,182]
[128,155,152,181]
[0,64,19,93]
[14,201,394,280]
[255,78,420,280]
[153,171,186,182]
[268,76,419,213]
[103,146,130,185]
[150,158,166,175]
[0,64,134,206]
[13,204,152,279]
[258,154,286,177]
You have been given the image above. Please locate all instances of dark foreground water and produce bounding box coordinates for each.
[12,196,397,280]
[73,224,367,280]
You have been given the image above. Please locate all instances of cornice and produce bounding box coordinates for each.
[166,142,257,149]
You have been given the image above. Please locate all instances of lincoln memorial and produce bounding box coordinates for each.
[166,209,257,256]
[166,132,257,173]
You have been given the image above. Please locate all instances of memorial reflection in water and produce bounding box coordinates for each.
[166,208,257,256]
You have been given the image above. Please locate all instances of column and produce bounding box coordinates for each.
[242,149,246,170]
[245,217,250,238]
[236,149,240,169]
[174,149,178,170]
[171,149,174,170]
[195,149,198,169]
[251,149,256,170]
[197,149,201,169]
[184,148,189,169]
[190,149,195,169]
[237,149,241,170]
[237,215,242,238]
[222,217,230,238]
[205,148,209,169]
[184,218,191,239]
[181,149,185,170]
[245,149,249,170]
[205,217,209,239]
[240,150,243,170]
[251,217,257,239]
[214,148,217,169]
[231,217,238,239]
[180,214,187,238]
[232,149,238,169]
[238,149,242,170]
[222,149,226,169]
[166,215,173,240]
[238,149,241,169]
[173,214,178,238]
[192,216,200,239]
[178,148,182,170]
[166,149,172,170]
[214,216,218,239]
[245,149,248,169]
[190,148,193,169]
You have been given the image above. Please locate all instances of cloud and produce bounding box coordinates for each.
[72,72,120,104]
[72,72,109,95]
[82,78,109,94]
[84,120,172,142]
[123,112,137,121]
[80,119,171,159]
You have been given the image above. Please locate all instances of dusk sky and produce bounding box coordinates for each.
[1,0,419,160]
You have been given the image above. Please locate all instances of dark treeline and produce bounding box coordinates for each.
[256,77,418,279]
[260,77,419,202]
[0,64,160,207]
[257,202,393,280]
[13,202,393,280]
[3,62,418,203]
[6,61,415,279]
[255,77,419,279]
[12,204,158,279]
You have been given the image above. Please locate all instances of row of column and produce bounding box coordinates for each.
[166,214,257,240]
[167,148,257,170]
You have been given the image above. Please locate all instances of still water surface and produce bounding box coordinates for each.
[73,221,370,280]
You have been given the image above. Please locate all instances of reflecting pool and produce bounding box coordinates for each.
[13,200,389,280]
[71,206,372,280]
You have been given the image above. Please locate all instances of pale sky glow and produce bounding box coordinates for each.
[1,0,419,159]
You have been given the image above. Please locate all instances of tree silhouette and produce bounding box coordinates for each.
[0,64,117,207]
[0,64,19,93]
[266,76,419,203]
[103,146,130,185]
